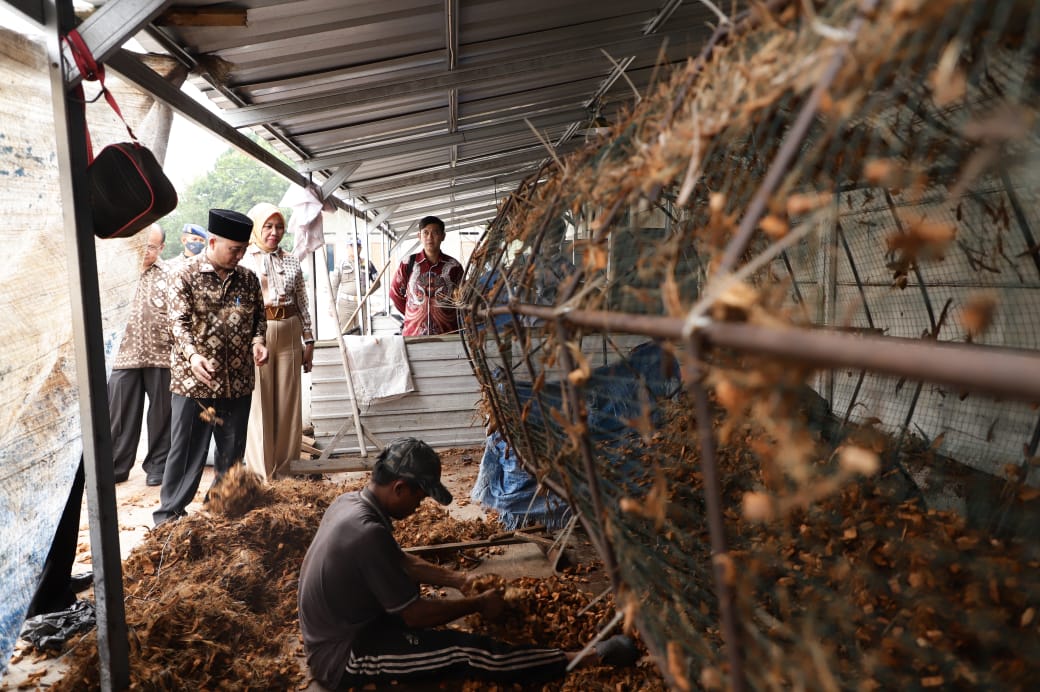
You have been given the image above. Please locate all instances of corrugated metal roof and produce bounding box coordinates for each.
[130,1,722,240]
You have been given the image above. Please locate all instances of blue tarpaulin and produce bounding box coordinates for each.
[470,432,571,530]
[471,341,681,527]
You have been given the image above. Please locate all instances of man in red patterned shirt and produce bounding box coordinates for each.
[389,216,464,336]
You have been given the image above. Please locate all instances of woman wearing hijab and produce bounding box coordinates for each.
[240,203,315,480]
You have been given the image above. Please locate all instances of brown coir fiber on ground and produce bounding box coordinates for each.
[204,464,265,519]
[53,475,348,690]
[51,471,657,690]
[460,572,667,692]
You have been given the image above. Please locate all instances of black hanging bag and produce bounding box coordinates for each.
[66,30,178,239]
[86,142,177,239]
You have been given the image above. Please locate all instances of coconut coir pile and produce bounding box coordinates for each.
[50,465,662,690]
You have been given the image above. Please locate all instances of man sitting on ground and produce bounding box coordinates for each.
[297,437,638,690]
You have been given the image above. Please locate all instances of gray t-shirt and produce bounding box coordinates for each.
[298,489,419,688]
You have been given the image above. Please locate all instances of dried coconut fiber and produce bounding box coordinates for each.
[205,464,266,518]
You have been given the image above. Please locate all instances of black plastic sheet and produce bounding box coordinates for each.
[20,599,95,652]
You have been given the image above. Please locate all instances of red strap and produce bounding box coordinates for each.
[65,28,101,81]
[63,29,139,159]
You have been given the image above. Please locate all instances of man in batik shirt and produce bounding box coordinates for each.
[108,224,172,486]
[153,209,269,526]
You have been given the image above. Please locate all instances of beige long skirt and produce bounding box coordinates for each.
[244,315,303,481]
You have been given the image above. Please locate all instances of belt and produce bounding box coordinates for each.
[265,304,299,320]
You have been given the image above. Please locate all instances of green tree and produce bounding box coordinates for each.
[159,138,294,259]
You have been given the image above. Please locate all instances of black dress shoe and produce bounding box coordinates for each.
[69,572,93,594]
[146,474,163,486]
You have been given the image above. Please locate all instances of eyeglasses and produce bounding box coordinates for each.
[145,244,162,251]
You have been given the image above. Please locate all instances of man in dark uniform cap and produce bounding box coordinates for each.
[173,223,207,265]
[153,209,269,526]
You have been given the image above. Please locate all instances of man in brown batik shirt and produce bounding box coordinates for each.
[153,209,269,526]
[108,224,173,486]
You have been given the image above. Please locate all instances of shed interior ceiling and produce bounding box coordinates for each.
[119,0,727,240]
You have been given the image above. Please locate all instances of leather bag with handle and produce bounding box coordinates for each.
[66,30,178,239]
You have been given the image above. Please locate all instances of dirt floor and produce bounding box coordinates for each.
[2,447,649,691]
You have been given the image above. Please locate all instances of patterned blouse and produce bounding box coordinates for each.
[113,259,173,370]
[167,254,267,399]
[240,245,314,342]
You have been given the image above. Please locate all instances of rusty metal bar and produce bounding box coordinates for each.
[486,304,1040,402]
[473,303,541,473]
[552,317,622,590]
[703,322,1040,403]
[715,0,880,276]
[688,336,745,691]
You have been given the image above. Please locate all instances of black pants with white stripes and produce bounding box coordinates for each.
[337,616,569,689]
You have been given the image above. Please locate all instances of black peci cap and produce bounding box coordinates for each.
[208,209,253,242]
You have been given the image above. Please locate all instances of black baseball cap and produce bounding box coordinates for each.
[379,438,452,505]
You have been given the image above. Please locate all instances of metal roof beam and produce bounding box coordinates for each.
[349,144,576,196]
[393,207,488,236]
[295,110,449,150]
[106,48,305,184]
[362,205,399,233]
[238,9,685,99]
[299,107,587,173]
[392,190,505,217]
[64,0,175,87]
[359,175,524,209]
[320,162,362,199]
[223,28,692,128]
[394,198,501,222]
[104,48,360,216]
[187,1,441,55]
[445,0,458,71]
[3,0,45,24]
[366,176,524,209]
[294,85,593,151]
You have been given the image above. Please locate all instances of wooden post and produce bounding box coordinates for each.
[319,244,369,457]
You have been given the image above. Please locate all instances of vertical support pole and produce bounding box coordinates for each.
[688,336,744,692]
[1001,169,1040,279]
[820,198,840,406]
[554,318,621,589]
[837,221,876,428]
[43,1,129,689]
[310,250,320,339]
[320,245,369,457]
[351,211,363,335]
[884,191,937,333]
